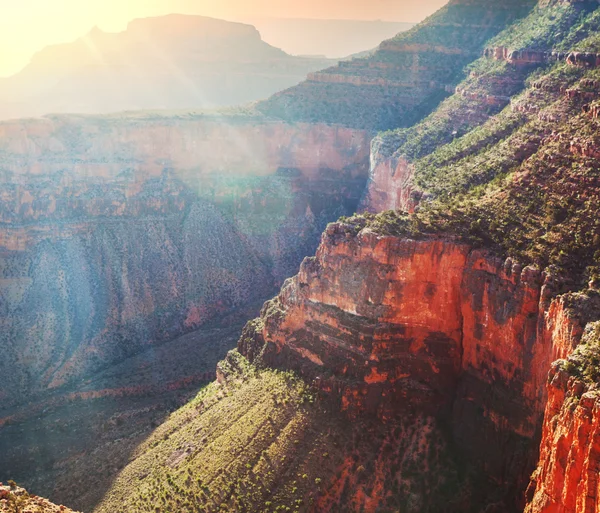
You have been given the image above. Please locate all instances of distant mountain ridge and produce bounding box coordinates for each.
[0,14,334,120]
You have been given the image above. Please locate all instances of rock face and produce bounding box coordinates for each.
[361,143,420,213]
[0,14,333,120]
[239,222,600,510]
[484,47,600,68]
[0,115,371,407]
[525,319,600,513]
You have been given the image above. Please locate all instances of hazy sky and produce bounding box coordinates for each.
[0,0,447,77]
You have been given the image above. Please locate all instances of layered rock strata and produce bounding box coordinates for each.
[258,0,535,130]
[0,115,371,407]
[484,47,600,67]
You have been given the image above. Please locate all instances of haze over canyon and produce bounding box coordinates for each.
[2,1,600,513]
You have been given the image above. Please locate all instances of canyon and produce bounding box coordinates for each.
[0,114,370,407]
[0,114,370,511]
[257,0,536,130]
[3,0,600,512]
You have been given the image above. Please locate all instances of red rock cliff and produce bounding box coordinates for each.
[525,315,600,513]
[238,222,599,510]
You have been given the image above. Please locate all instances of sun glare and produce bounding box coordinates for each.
[0,0,162,76]
[0,0,446,77]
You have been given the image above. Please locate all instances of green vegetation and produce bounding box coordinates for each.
[258,1,536,130]
[411,63,585,197]
[97,351,473,513]
[1,490,28,513]
[390,1,536,48]
[560,321,600,384]
[360,0,600,287]
[96,352,345,513]
[347,60,600,285]
[556,8,600,51]
[376,1,600,164]
[488,3,593,51]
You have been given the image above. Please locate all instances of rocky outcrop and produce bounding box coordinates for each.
[0,115,371,407]
[360,144,420,214]
[484,47,600,68]
[583,100,600,119]
[238,222,600,510]
[525,365,600,513]
[0,484,79,513]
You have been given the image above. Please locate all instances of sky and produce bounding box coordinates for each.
[0,0,448,77]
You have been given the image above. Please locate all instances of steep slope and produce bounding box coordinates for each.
[363,0,600,213]
[96,352,469,513]
[0,15,333,120]
[230,218,600,512]
[0,114,370,408]
[258,0,536,130]
[94,2,600,512]
[363,64,600,282]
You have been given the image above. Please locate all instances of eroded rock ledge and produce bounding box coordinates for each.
[484,47,600,68]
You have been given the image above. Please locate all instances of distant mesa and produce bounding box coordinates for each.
[0,14,335,120]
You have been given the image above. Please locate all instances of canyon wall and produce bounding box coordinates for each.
[0,115,371,407]
[361,144,420,213]
[525,316,600,513]
[258,0,535,130]
[238,221,599,510]
[362,0,600,215]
